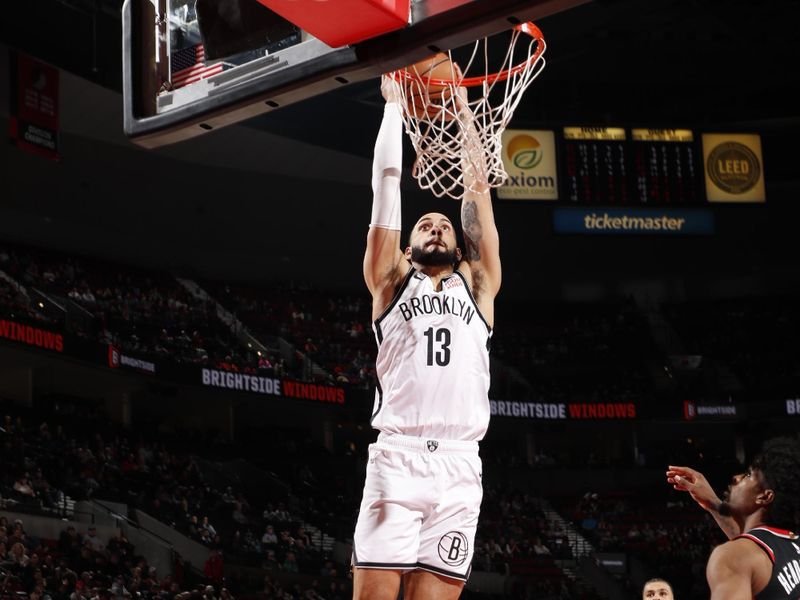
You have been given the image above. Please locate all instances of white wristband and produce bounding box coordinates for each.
[369,102,403,231]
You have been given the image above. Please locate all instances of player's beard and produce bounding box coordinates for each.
[411,244,458,267]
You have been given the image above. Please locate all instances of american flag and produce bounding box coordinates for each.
[170,44,224,89]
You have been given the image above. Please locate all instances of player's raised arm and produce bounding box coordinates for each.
[364,77,408,310]
[667,465,741,539]
[457,88,501,320]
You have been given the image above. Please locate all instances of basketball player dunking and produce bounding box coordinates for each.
[351,77,500,600]
[667,437,800,599]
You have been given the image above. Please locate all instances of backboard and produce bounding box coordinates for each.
[122,0,588,148]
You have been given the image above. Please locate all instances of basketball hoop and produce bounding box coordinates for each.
[387,22,546,199]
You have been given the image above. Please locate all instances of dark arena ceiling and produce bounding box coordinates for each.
[1,0,799,294]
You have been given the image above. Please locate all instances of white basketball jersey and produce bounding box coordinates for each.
[372,267,492,441]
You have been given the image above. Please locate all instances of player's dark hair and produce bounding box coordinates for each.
[751,437,800,530]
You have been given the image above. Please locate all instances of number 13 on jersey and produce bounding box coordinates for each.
[424,327,451,366]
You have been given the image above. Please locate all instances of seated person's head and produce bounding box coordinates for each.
[642,578,673,600]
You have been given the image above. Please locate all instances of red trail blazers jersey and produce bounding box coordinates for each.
[738,526,800,599]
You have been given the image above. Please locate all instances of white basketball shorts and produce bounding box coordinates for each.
[352,432,483,582]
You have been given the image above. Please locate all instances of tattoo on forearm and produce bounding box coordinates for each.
[462,200,482,261]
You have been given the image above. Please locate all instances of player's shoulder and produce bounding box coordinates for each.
[710,537,772,571]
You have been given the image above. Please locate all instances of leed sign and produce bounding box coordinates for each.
[702,133,765,202]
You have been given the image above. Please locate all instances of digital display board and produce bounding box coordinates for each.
[631,128,701,205]
[562,127,629,204]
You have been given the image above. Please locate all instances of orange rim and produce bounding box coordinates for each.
[393,22,545,88]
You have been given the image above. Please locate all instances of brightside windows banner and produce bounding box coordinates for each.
[497,129,559,200]
[553,207,715,235]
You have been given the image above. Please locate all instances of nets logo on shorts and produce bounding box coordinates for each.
[426,440,439,452]
[438,531,468,567]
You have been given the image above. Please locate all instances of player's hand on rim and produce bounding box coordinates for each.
[380,74,402,105]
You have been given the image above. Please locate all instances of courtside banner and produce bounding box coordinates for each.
[702,133,765,203]
[108,345,156,374]
[0,318,64,353]
[785,399,800,416]
[553,208,715,235]
[9,52,60,160]
[200,368,345,405]
[683,400,742,421]
[490,400,636,420]
[497,129,559,200]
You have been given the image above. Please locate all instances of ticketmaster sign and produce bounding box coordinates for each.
[553,208,715,235]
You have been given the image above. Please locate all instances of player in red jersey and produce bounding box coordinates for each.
[667,437,800,599]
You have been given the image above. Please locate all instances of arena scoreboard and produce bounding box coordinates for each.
[559,126,704,205]
[630,128,701,205]
[562,127,628,205]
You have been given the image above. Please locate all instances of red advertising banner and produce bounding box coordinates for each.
[9,52,60,160]
[0,318,64,352]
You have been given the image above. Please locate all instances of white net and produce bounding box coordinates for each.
[387,23,546,199]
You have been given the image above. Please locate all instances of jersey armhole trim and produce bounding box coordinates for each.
[374,266,415,330]
[455,270,492,334]
[370,380,384,424]
[737,533,776,564]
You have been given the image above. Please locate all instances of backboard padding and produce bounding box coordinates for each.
[123,0,589,148]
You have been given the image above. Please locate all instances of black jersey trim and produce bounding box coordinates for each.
[351,541,418,570]
[374,265,415,337]
[737,533,776,564]
[454,270,492,334]
[415,561,470,582]
[370,380,384,424]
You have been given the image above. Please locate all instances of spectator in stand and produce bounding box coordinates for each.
[8,520,34,550]
[201,516,217,538]
[221,487,236,505]
[263,549,279,571]
[219,587,234,600]
[319,560,337,578]
[231,501,247,525]
[532,537,551,556]
[261,525,277,547]
[84,526,105,553]
[13,473,36,497]
[204,549,224,585]
[257,355,273,372]
[282,551,299,573]
[58,526,83,558]
[9,541,30,568]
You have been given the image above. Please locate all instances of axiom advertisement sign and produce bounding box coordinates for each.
[497,129,558,200]
[490,400,636,420]
[702,133,765,203]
